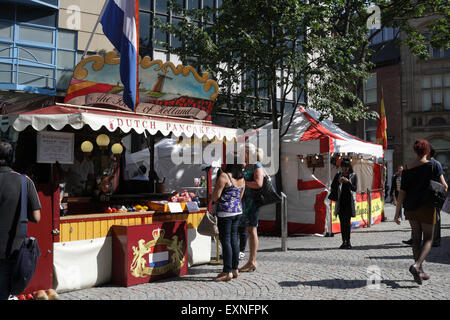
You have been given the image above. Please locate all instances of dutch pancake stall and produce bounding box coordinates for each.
[0,52,236,294]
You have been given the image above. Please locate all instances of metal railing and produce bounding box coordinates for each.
[0,45,56,91]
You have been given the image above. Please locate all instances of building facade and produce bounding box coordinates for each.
[401,16,450,182]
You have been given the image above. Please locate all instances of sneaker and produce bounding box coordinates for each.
[239,252,245,260]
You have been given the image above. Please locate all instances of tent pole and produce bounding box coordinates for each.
[327,150,333,236]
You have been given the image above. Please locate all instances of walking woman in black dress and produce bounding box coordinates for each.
[330,158,358,249]
[394,139,440,284]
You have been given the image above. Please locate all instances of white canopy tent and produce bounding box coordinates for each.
[253,106,385,235]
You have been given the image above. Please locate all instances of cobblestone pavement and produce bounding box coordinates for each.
[59,203,450,300]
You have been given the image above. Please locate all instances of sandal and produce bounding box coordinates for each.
[214,272,232,282]
[409,265,422,285]
[239,263,257,273]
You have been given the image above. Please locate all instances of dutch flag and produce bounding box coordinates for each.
[148,246,169,268]
[100,0,139,111]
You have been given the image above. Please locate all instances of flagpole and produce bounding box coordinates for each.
[81,0,109,60]
[135,0,140,110]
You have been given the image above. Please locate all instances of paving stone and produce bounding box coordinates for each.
[58,203,450,300]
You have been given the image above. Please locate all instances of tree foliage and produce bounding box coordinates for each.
[158,0,449,129]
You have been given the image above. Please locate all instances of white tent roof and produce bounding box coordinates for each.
[258,106,384,158]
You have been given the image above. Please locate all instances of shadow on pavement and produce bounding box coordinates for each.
[286,243,406,252]
[278,279,418,290]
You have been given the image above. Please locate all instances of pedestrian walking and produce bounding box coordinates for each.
[391,166,404,219]
[239,144,264,273]
[401,146,447,246]
[394,139,440,284]
[330,158,358,249]
[429,146,447,247]
[212,157,245,281]
[0,142,41,300]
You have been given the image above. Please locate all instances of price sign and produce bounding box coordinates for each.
[168,202,183,213]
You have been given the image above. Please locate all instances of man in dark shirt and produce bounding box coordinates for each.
[0,142,41,300]
[429,147,447,247]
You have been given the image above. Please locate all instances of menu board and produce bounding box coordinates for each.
[37,131,74,164]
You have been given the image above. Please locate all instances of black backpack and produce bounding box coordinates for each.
[7,175,41,295]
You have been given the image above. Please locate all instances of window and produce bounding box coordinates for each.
[364,119,378,143]
[364,73,377,104]
[369,27,399,45]
[0,4,58,93]
[56,29,77,90]
[422,74,450,111]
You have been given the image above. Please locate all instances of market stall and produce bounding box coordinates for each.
[0,51,237,295]
[250,105,385,235]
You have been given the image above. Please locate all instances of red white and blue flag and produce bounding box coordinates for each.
[100,0,139,111]
[148,246,169,268]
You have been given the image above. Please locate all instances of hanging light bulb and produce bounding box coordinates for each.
[111,143,123,154]
[81,141,93,153]
[96,134,110,147]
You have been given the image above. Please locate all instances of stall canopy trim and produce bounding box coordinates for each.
[0,104,237,141]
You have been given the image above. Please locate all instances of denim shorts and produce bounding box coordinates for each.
[243,200,259,227]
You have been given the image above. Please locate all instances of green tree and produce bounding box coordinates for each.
[158,0,449,231]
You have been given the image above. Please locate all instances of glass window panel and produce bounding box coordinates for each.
[0,43,11,58]
[203,0,215,20]
[18,65,54,88]
[19,46,53,64]
[444,89,450,110]
[422,77,431,88]
[0,63,12,83]
[139,0,152,11]
[188,0,199,9]
[170,53,182,66]
[17,6,56,27]
[171,18,183,48]
[57,50,75,69]
[139,12,151,50]
[433,89,442,103]
[444,48,450,58]
[154,15,167,49]
[444,75,450,87]
[365,88,377,104]
[153,50,167,62]
[56,69,73,89]
[432,75,442,88]
[365,73,376,89]
[0,22,13,40]
[19,26,53,44]
[432,47,441,59]
[58,30,76,49]
[155,0,168,13]
[422,91,431,111]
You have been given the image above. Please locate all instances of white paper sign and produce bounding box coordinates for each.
[168,202,183,213]
[37,131,75,164]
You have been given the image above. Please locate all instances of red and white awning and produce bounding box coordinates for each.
[257,106,384,158]
[1,104,237,140]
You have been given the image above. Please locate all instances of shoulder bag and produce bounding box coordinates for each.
[251,167,282,208]
[7,175,41,295]
[197,203,219,237]
[427,180,446,210]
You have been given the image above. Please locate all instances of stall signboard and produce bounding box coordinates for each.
[112,221,188,287]
[331,191,384,231]
[64,52,218,120]
[36,131,74,164]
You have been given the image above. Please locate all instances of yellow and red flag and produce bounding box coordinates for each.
[376,92,387,150]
